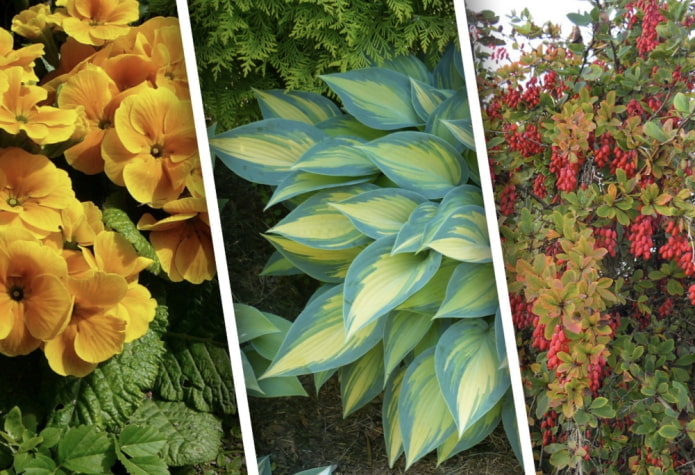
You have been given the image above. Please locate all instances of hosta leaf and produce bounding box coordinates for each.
[495,308,508,368]
[410,78,454,121]
[314,369,338,395]
[128,400,222,467]
[101,204,160,275]
[245,350,308,398]
[268,185,376,250]
[330,188,428,240]
[433,43,465,90]
[264,234,366,283]
[396,258,459,314]
[234,303,281,344]
[241,351,264,395]
[501,390,523,464]
[358,132,464,199]
[383,310,433,381]
[260,251,302,276]
[254,89,341,124]
[383,367,406,468]
[248,311,292,361]
[424,205,492,263]
[262,284,384,378]
[294,466,338,475]
[265,170,375,209]
[47,307,166,430]
[434,319,510,436]
[442,118,475,151]
[392,201,439,255]
[380,54,431,84]
[57,426,114,474]
[315,114,386,141]
[436,399,502,463]
[210,118,326,185]
[433,263,498,319]
[399,348,456,468]
[339,344,385,417]
[291,137,378,176]
[155,339,236,414]
[426,91,471,152]
[118,425,167,458]
[344,235,442,337]
[320,68,423,130]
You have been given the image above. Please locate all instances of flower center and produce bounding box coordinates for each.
[150,144,163,158]
[9,285,24,301]
[6,197,20,207]
[98,118,112,129]
[15,115,28,123]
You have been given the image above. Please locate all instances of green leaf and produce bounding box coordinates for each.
[294,465,338,475]
[291,137,379,177]
[383,310,433,381]
[315,114,386,141]
[248,312,292,361]
[101,206,160,275]
[13,453,57,474]
[128,400,222,467]
[433,43,465,90]
[567,12,592,26]
[382,367,406,467]
[260,251,302,276]
[330,188,428,240]
[392,202,439,255]
[381,54,431,84]
[262,284,385,378]
[344,235,442,337]
[266,171,375,209]
[234,303,281,344]
[426,91,471,152]
[3,407,23,442]
[118,425,167,458]
[410,78,453,121]
[396,258,459,314]
[244,350,308,398]
[424,205,492,263]
[436,398,502,463]
[211,118,326,185]
[398,348,456,468]
[433,263,497,319]
[657,424,681,439]
[320,68,423,130]
[57,426,115,474]
[340,344,385,416]
[643,120,669,142]
[435,319,510,436]
[118,455,169,475]
[442,118,475,151]
[358,131,464,199]
[254,89,341,124]
[501,391,523,464]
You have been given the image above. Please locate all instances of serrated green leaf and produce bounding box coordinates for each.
[3,407,23,442]
[101,206,160,275]
[118,455,169,475]
[119,425,167,458]
[128,400,222,467]
[57,426,114,474]
[12,453,56,474]
[254,89,341,124]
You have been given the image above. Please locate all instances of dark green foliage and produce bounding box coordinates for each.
[189,0,459,129]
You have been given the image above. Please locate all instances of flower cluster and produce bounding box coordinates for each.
[0,1,215,376]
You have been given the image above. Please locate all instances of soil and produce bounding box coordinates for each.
[216,165,523,474]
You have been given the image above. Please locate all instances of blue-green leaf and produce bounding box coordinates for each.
[260,251,302,276]
[383,310,433,382]
[391,201,439,255]
[382,367,406,468]
[211,119,326,185]
[315,114,386,141]
[433,263,498,319]
[436,399,502,463]
[358,132,465,199]
[410,78,454,121]
[424,205,492,263]
[234,303,281,344]
[433,43,465,90]
[344,235,442,337]
[291,137,378,176]
[262,285,384,378]
[426,91,471,152]
[380,54,432,84]
[245,350,308,398]
[330,188,428,240]
[501,390,523,464]
[254,89,341,124]
[320,69,423,130]
[266,171,375,209]
[248,312,292,361]
[434,319,510,436]
[340,343,385,416]
[495,308,508,368]
[442,118,475,151]
[396,258,458,314]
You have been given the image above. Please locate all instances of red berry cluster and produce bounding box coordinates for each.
[485,99,502,120]
[531,315,549,351]
[504,123,543,158]
[533,173,547,199]
[627,214,655,259]
[501,85,522,109]
[499,182,517,215]
[626,98,645,119]
[546,325,568,370]
[626,0,666,57]
[521,79,541,109]
[593,133,615,168]
[593,226,618,257]
[657,296,673,318]
[550,146,580,192]
[659,223,695,276]
[540,410,559,446]
[688,284,695,306]
[609,147,637,177]
[635,447,664,469]
[510,292,534,328]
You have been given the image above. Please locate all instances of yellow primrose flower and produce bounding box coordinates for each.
[101,86,198,206]
[43,271,128,377]
[45,200,104,249]
[0,28,44,80]
[137,197,216,284]
[0,228,72,356]
[0,147,77,238]
[53,0,140,47]
[0,67,78,145]
[11,3,56,40]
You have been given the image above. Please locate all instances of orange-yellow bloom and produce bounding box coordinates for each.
[101,86,198,206]
[45,200,104,250]
[0,147,77,238]
[0,67,79,145]
[11,4,56,40]
[0,229,72,356]
[0,28,44,80]
[43,271,128,377]
[53,0,140,47]
[137,197,215,284]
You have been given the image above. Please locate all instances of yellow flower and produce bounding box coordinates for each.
[0,147,77,238]
[43,271,128,377]
[53,0,140,47]
[45,200,104,249]
[0,67,78,145]
[0,228,72,356]
[0,28,44,80]
[101,86,198,206]
[11,4,56,40]
[137,197,216,284]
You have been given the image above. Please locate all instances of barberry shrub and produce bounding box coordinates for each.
[470,0,694,473]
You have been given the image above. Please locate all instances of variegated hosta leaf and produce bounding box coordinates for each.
[391,201,439,255]
[433,42,465,90]
[315,114,386,141]
[425,91,471,153]
[329,188,428,240]
[210,118,326,185]
[320,68,423,130]
[383,310,433,382]
[245,349,308,398]
[380,54,432,84]
[410,78,454,121]
[424,205,492,263]
[396,258,459,314]
[265,171,375,209]
[434,319,510,437]
[495,308,508,369]
[268,185,376,250]
[433,262,498,319]
[436,398,502,463]
[501,390,523,463]
[290,137,378,177]
[412,319,450,356]
[339,343,384,417]
[417,185,483,251]
[383,367,406,468]
[442,118,475,151]
[264,234,366,283]
[260,251,302,276]
[398,348,456,469]
[254,89,341,124]
[343,235,442,337]
[262,284,384,378]
[313,369,337,395]
[248,311,292,361]
[358,131,465,199]
[234,303,281,344]
[241,351,264,395]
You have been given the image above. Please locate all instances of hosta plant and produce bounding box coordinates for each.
[212,43,522,468]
